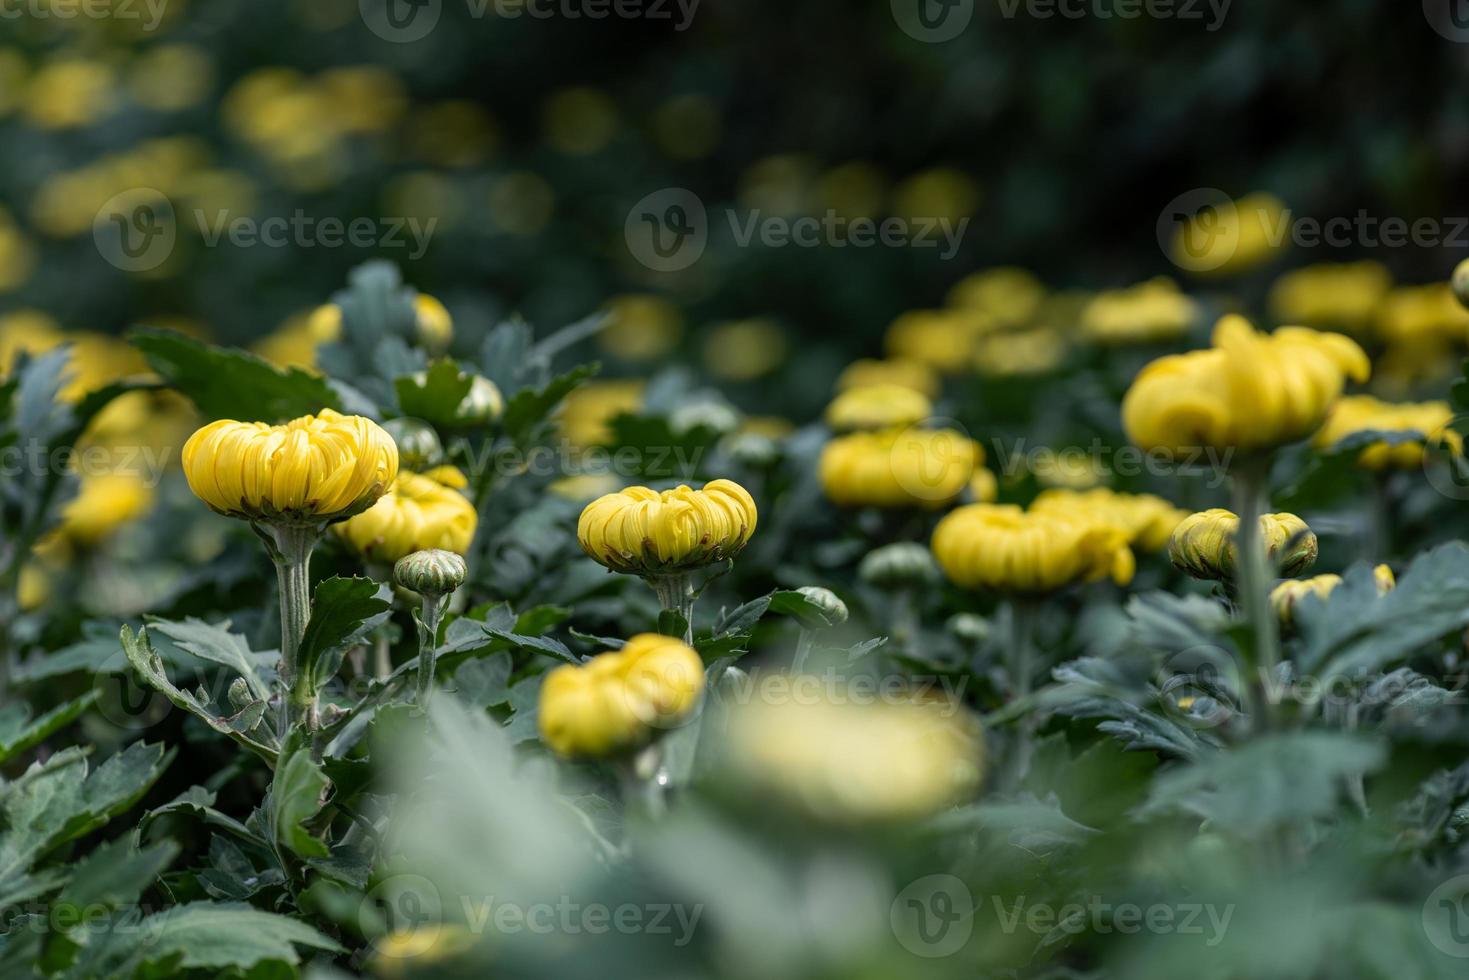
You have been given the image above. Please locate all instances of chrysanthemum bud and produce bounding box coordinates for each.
[394,549,468,597]
[794,586,849,628]
[859,542,940,589]
[383,417,443,472]
[1168,509,1317,583]
[947,613,990,644]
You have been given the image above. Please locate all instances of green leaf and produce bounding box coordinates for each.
[393,358,474,426]
[298,577,392,689]
[41,838,180,973]
[514,605,572,637]
[502,363,597,445]
[271,736,332,860]
[131,902,341,972]
[0,692,98,764]
[448,620,578,665]
[121,626,278,764]
[146,617,272,702]
[131,327,341,423]
[1141,732,1386,836]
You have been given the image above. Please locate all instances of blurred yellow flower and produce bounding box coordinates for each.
[577,480,758,576]
[1268,261,1391,336]
[1313,395,1458,469]
[18,563,49,612]
[932,503,1135,593]
[650,93,721,161]
[1027,450,1104,490]
[548,473,621,502]
[128,45,213,112]
[0,310,63,376]
[1032,488,1188,553]
[0,49,28,117]
[824,383,931,432]
[739,415,795,440]
[294,293,453,364]
[558,380,644,446]
[948,267,1045,329]
[0,208,36,293]
[818,162,887,221]
[335,467,477,563]
[23,57,116,130]
[50,471,155,549]
[967,466,998,503]
[1122,315,1370,458]
[892,167,979,225]
[1376,283,1469,347]
[1170,192,1287,276]
[973,328,1066,377]
[182,410,399,526]
[543,87,619,155]
[539,633,705,758]
[599,294,684,362]
[1168,509,1317,583]
[317,66,407,134]
[885,310,991,374]
[1271,565,1394,626]
[721,696,983,823]
[703,319,787,381]
[835,358,940,399]
[369,924,478,978]
[1080,278,1198,345]
[820,427,981,509]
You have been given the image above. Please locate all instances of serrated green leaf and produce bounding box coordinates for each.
[0,692,98,764]
[298,576,391,689]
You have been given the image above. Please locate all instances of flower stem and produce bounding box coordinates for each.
[792,629,815,672]
[1231,460,1280,732]
[269,525,318,740]
[415,594,445,708]
[618,744,667,821]
[1005,598,1038,790]
[649,574,696,645]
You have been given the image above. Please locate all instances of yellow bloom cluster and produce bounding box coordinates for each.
[835,358,940,398]
[539,633,704,758]
[884,309,991,374]
[577,480,758,575]
[1313,396,1458,469]
[1168,509,1317,583]
[1270,565,1395,626]
[182,409,399,526]
[1123,315,1370,457]
[47,471,156,550]
[823,383,931,432]
[972,328,1065,377]
[1080,278,1198,345]
[820,428,981,509]
[1268,261,1391,336]
[335,467,477,563]
[1031,488,1188,553]
[948,267,1047,329]
[931,503,1135,594]
[1376,283,1469,347]
[558,381,644,446]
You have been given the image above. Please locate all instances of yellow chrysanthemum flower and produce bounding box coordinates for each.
[182,409,399,526]
[539,633,705,758]
[1313,395,1458,469]
[335,467,477,562]
[1170,191,1287,276]
[1376,283,1469,347]
[548,473,621,502]
[702,319,787,381]
[599,294,683,362]
[884,310,991,374]
[1270,565,1395,626]
[18,563,50,612]
[835,358,940,399]
[1122,315,1370,458]
[558,380,644,447]
[1268,261,1391,336]
[23,57,117,130]
[721,696,983,823]
[1168,509,1317,583]
[50,471,155,549]
[947,267,1046,329]
[820,428,981,509]
[973,328,1066,377]
[824,383,931,432]
[931,503,1135,594]
[1079,278,1198,345]
[967,466,998,503]
[577,480,758,576]
[1031,488,1188,553]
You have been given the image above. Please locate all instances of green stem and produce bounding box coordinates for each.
[618,744,667,821]
[1231,460,1280,733]
[792,629,815,673]
[374,630,392,679]
[415,594,445,708]
[269,525,318,741]
[649,574,696,645]
[1006,598,1037,790]
[892,588,918,654]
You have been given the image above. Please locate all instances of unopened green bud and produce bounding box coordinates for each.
[794,586,849,628]
[394,549,468,597]
[383,417,442,471]
[859,542,939,589]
